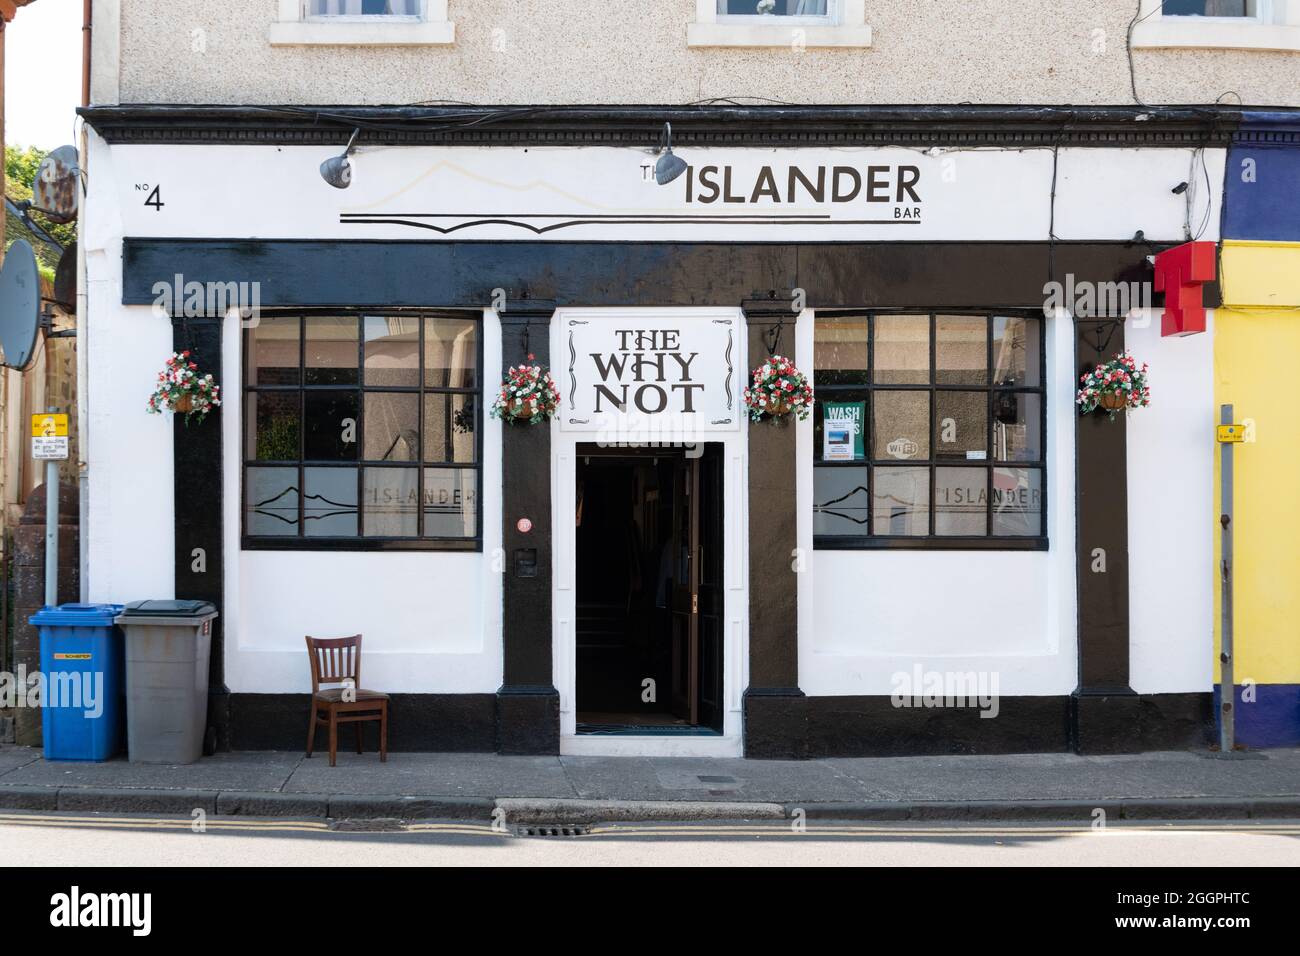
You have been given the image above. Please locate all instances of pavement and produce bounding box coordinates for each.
[0,745,1297,824]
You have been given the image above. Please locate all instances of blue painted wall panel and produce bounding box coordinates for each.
[1227,113,1300,242]
[1214,684,1300,749]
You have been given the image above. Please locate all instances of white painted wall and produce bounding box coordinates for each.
[219,308,504,695]
[81,130,505,695]
[80,134,1221,705]
[1125,308,1215,694]
[796,309,1079,697]
[108,145,1220,245]
[83,136,176,608]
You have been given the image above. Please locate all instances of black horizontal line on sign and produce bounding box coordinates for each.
[339,217,921,235]
[340,213,839,220]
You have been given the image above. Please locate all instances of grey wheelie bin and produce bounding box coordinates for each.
[115,600,218,764]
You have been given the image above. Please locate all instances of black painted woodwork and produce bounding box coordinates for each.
[496,306,560,753]
[80,103,1241,149]
[1071,319,1139,754]
[744,309,801,693]
[123,240,1164,312]
[171,316,230,751]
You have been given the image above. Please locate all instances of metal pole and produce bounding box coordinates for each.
[1219,403,1235,753]
[44,406,59,608]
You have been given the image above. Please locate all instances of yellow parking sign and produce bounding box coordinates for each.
[31,413,68,438]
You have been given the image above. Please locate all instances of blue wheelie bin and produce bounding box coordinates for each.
[30,604,126,761]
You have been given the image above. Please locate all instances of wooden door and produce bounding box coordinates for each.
[669,454,700,723]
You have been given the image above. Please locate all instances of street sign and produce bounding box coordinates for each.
[32,436,68,460]
[32,412,68,437]
[1217,424,1245,443]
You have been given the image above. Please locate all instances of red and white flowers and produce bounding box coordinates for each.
[743,354,813,422]
[147,351,221,425]
[1076,351,1150,418]
[490,355,560,425]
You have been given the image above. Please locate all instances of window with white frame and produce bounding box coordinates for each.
[718,1,833,20]
[689,0,871,47]
[1131,0,1300,51]
[269,0,454,46]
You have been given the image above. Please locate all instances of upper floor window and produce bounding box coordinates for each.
[307,0,421,14]
[812,312,1047,551]
[243,311,481,550]
[689,0,871,47]
[1163,0,1257,15]
[718,0,832,19]
[270,0,454,46]
[1131,0,1300,51]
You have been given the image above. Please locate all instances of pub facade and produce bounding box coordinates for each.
[75,0,1300,758]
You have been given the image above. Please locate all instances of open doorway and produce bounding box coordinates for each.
[574,444,724,734]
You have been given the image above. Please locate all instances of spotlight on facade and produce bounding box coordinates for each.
[320,129,361,189]
[654,122,688,186]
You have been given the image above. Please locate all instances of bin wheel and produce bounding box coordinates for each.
[203,725,218,757]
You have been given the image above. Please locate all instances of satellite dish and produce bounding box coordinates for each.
[32,145,79,224]
[0,240,42,370]
[53,241,77,311]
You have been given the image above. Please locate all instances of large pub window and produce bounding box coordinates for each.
[242,311,481,550]
[813,311,1047,550]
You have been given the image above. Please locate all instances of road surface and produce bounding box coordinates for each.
[1,811,1296,866]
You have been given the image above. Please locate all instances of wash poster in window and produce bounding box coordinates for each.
[822,401,865,461]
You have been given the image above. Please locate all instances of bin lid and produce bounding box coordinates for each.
[119,599,217,618]
[30,603,126,627]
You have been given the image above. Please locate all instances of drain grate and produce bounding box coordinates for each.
[329,818,407,832]
[516,824,591,838]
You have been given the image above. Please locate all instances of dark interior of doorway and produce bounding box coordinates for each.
[575,444,723,735]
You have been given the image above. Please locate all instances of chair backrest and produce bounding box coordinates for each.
[305,634,362,693]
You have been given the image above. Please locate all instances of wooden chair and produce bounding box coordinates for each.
[305,634,388,766]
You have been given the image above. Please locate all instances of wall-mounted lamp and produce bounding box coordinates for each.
[653,122,687,186]
[320,129,361,189]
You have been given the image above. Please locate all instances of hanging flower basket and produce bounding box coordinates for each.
[743,354,813,422]
[147,351,222,425]
[1076,351,1150,420]
[490,356,560,425]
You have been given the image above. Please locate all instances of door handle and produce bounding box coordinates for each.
[692,592,698,615]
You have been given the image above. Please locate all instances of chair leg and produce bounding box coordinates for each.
[305,705,316,758]
[328,710,338,768]
[355,721,364,755]
[380,704,388,763]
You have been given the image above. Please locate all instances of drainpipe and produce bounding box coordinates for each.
[81,0,91,107]
[77,0,91,599]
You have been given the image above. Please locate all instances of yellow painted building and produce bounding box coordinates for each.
[1214,239,1300,745]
